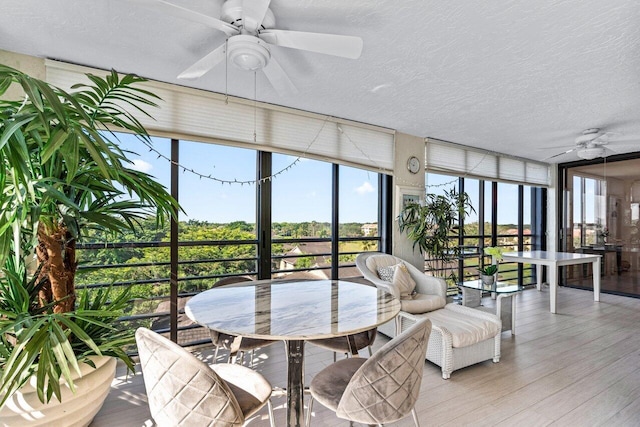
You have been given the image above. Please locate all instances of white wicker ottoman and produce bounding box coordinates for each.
[379,304,502,379]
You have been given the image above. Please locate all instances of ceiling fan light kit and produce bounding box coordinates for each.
[227,35,271,70]
[577,146,606,160]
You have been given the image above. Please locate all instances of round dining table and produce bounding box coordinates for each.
[185,278,400,427]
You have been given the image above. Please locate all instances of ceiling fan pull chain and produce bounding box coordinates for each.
[254,71,257,143]
[225,39,229,105]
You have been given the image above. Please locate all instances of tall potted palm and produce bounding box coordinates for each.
[398,187,474,287]
[0,65,177,425]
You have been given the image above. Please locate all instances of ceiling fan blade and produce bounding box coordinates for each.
[177,44,226,80]
[260,29,363,59]
[135,0,239,36]
[242,0,271,33]
[262,57,298,96]
[544,147,578,161]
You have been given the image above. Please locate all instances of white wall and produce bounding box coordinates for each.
[392,132,425,269]
[0,50,45,99]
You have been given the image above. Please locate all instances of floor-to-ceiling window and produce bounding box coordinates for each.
[424,172,544,293]
[560,154,640,297]
[271,153,333,279]
[76,135,389,345]
[337,165,382,278]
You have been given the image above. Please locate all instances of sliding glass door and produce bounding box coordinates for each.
[560,155,640,297]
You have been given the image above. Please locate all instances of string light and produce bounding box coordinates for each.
[336,125,386,174]
[138,115,337,186]
[139,138,303,185]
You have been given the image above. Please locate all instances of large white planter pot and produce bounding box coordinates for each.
[0,356,116,427]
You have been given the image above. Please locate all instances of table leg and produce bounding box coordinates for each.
[593,259,601,302]
[536,264,543,291]
[549,264,557,314]
[511,293,517,335]
[286,340,305,427]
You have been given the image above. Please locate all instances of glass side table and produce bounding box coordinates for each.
[458,280,523,335]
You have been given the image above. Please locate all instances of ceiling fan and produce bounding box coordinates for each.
[545,128,616,161]
[136,0,364,95]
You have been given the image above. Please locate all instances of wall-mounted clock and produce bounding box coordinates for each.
[407,156,420,174]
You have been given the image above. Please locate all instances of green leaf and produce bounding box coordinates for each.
[0,114,35,151]
[40,128,69,163]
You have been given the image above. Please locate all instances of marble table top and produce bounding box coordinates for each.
[185,279,400,340]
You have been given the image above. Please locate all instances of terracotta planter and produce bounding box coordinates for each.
[0,356,116,427]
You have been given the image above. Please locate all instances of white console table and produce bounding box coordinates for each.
[502,251,601,314]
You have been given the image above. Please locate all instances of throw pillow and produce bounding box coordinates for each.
[392,263,417,300]
[377,265,396,282]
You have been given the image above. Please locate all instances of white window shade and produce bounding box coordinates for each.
[426,138,550,187]
[45,60,395,173]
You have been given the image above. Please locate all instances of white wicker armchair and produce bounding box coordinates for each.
[356,252,447,300]
[356,252,501,379]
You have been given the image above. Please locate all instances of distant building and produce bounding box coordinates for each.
[361,223,378,236]
[277,241,360,279]
[279,242,330,274]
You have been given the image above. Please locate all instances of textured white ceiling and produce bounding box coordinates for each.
[2,0,640,163]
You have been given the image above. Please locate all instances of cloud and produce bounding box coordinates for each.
[355,181,374,195]
[130,159,153,173]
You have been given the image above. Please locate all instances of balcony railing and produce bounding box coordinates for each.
[76,236,380,348]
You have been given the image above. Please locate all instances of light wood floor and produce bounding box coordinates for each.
[91,286,640,427]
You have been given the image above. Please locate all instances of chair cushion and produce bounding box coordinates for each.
[310,358,367,411]
[392,263,417,299]
[210,363,273,419]
[424,307,500,348]
[400,294,446,314]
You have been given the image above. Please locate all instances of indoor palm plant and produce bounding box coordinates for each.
[0,64,177,420]
[398,187,475,287]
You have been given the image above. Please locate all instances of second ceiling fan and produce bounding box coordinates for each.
[546,128,616,161]
[138,0,364,95]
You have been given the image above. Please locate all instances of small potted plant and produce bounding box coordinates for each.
[477,264,498,288]
[478,246,503,289]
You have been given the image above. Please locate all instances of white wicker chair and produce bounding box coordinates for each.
[356,252,502,379]
[356,252,447,304]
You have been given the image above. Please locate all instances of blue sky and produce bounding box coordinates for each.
[117,133,523,225]
[116,133,379,223]
[426,173,525,225]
